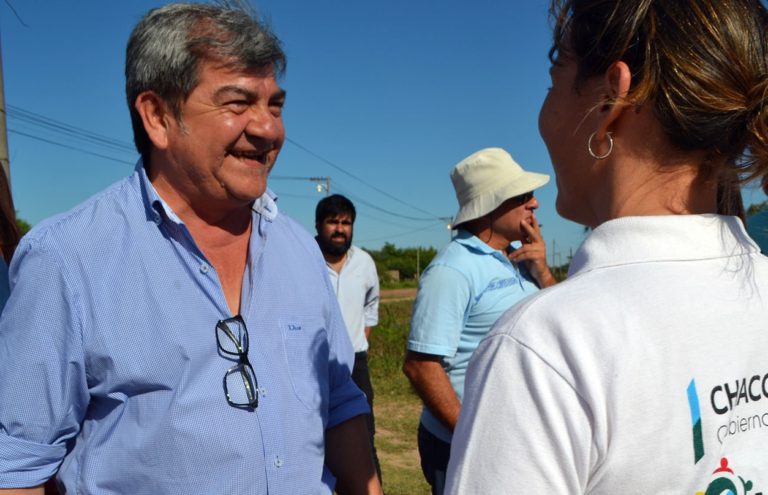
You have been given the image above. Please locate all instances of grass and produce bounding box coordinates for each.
[380,279,418,290]
[368,299,431,495]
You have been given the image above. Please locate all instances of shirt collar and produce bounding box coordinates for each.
[568,214,759,277]
[137,160,174,226]
[454,228,511,263]
[253,188,279,222]
[136,159,280,227]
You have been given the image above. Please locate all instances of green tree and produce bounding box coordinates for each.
[747,200,768,217]
[16,217,31,236]
[366,243,438,282]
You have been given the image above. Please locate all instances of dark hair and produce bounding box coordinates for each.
[125,2,286,165]
[0,171,20,264]
[315,194,356,226]
[549,0,768,185]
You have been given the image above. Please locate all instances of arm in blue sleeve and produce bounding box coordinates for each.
[319,254,369,429]
[0,237,89,488]
[408,264,471,357]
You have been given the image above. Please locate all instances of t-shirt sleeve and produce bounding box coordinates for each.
[445,332,594,494]
[407,264,470,357]
[0,238,90,488]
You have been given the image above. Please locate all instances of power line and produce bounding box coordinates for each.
[273,174,442,222]
[2,0,29,28]
[332,182,440,222]
[8,129,135,166]
[357,221,448,244]
[285,137,445,221]
[6,103,446,225]
[7,105,135,154]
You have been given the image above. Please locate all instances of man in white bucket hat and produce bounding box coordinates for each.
[403,147,555,494]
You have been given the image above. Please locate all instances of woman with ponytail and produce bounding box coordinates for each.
[447,0,768,492]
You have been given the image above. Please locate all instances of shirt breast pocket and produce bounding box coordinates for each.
[279,318,330,411]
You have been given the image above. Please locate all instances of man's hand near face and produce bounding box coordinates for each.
[507,212,557,288]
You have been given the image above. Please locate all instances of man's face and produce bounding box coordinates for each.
[491,192,539,242]
[156,59,286,211]
[316,213,353,256]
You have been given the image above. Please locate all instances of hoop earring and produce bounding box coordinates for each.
[588,131,613,160]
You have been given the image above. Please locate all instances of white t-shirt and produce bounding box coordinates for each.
[446,215,768,494]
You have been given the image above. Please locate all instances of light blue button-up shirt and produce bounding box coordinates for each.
[0,163,368,494]
[407,229,539,442]
[325,245,380,353]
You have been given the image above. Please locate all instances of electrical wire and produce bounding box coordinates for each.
[331,182,439,222]
[285,137,446,221]
[2,0,29,27]
[7,106,135,154]
[6,104,451,226]
[8,129,135,166]
[357,221,450,244]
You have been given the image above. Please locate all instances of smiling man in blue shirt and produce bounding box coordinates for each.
[0,4,379,495]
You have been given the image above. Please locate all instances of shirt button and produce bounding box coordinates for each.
[200,263,209,274]
[260,387,267,397]
[274,456,283,468]
[153,214,161,225]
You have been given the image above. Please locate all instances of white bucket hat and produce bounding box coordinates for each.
[450,147,550,228]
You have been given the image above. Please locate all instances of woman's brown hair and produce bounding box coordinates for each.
[549,0,768,190]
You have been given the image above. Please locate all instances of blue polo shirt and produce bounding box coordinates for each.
[407,229,539,442]
[0,162,368,494]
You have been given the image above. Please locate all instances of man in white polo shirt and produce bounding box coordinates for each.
[315,194,382,482]
[403,148,555,494]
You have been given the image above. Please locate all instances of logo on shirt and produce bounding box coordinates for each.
[695,457,762,495]
[687,380,705,463]
[287,324,302,331]
[688,378,764,494]
[475,277,518,303]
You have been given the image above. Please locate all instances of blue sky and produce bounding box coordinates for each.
[2,1,766,262]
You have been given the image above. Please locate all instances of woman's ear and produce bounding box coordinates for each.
[134,91,171,151]
[594,61,632,138]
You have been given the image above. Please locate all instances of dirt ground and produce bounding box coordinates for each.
[380,288,417,301]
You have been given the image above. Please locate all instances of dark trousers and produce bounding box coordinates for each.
[417,422,451,495]
[352,351,382,483]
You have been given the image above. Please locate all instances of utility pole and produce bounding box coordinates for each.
[416,246,420,281]
[0,37,10,182]
[551,238,556,267]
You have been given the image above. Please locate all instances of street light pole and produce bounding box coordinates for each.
[309,176,331,196]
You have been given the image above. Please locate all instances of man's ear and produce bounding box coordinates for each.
[594,61,632,139]
[134,91,172,151]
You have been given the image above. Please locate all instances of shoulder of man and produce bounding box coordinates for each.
[349,244,375,263]
[21,174,139,256]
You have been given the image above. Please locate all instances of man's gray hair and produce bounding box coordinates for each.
[125,2,286,163]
